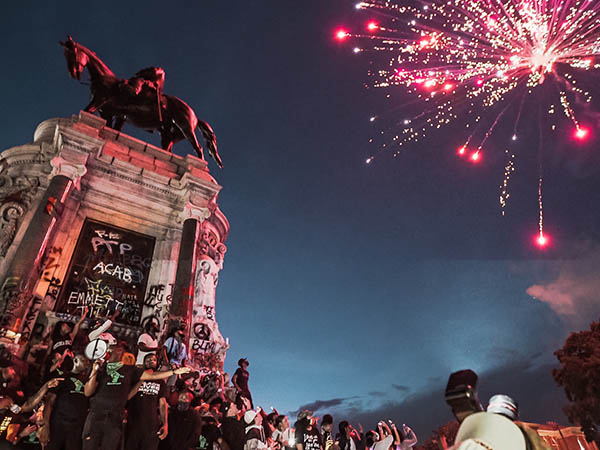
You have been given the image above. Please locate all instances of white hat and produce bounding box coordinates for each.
[244,409,259,424]
[487,394,519,420]
[454,412,526,450]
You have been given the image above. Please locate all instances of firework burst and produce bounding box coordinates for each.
[339,0,600,247]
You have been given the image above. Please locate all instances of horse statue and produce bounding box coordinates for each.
[60,36,223,168]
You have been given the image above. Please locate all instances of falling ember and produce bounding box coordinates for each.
[499,149,516,216]
[335,29,349,41]
[536,175,546,249]
[470,151,481,162]
[536,232,549,247]
[574,126,589,140]
[457,146,466,156]
[367,21,378,31]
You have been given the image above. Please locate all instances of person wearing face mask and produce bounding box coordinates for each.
[161,390,202,450]
[40,354,89,450]
[82,341,190,450]
[125,353,168,450]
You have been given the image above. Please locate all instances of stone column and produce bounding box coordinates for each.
[0,149,87,337]
[170,203,211,329]
[186,215,229,373]
[0,176,71,333]
[171,218,199,321]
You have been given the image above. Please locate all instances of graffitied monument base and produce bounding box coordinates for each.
[0,111,229,373]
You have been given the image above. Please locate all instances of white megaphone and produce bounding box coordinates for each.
[452,412,526,450]
[84,332,117,361]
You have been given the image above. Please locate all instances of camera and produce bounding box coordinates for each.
[444,369,483,423]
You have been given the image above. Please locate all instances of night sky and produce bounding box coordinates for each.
[3,0,600,438]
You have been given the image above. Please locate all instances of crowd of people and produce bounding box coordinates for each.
[0,313,419,450]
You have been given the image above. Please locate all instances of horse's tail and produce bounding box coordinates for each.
[197,120,223,168]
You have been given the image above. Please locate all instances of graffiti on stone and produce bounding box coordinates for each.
[193,322,211,341]
[58,219,155,326]
[20,296,42,342]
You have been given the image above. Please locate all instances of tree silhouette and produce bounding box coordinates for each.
[415,421,459,450]
[553,320,600,443]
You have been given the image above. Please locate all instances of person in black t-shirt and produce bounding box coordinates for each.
[295,413,322,450]
[221,401,246,450]
[125,353,168,450]
[82,341,190,450]
[43,355,89,450]
[47,309,88,376]
[232,359,252,408]
[161,390,202,450]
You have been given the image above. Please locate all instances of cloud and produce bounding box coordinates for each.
[291,398,350,416]
[329,359,567,439]
[526,241,600,327]
[392,384,410,392]
[369,391,386,397]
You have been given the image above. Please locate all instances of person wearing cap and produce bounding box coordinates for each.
[124,353,168,450]
[244,408,268,450]
[233,358,253,408]
[81,341,190,450]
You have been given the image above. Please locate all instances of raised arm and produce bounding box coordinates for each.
[85,360,102,397]
[399,426,417,449]
[88,319,112,341]
[390,422,401,446]
[140,366,190,381]
[70,307,89,340]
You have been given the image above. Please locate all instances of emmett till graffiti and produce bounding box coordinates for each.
[57,219,155,326]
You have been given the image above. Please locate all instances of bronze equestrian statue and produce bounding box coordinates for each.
[60,36,223,168]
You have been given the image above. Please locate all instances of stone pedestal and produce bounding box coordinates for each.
[0,111,229,371]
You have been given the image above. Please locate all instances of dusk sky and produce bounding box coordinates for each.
[3,0,600,438]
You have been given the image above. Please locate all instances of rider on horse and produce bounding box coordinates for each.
[124,67,166,126]
[126,67,165,95]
